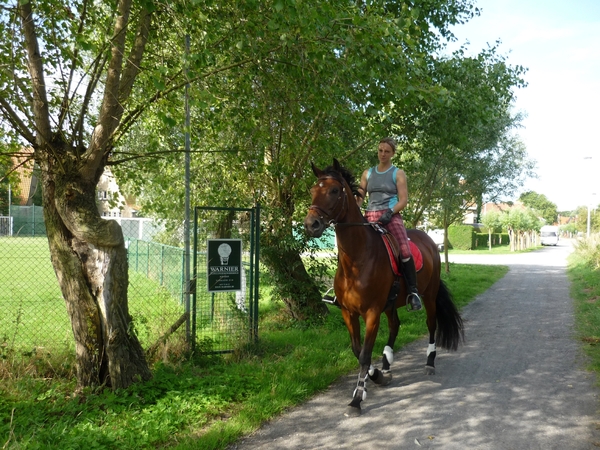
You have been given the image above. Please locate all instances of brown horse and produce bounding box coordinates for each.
[304,159,463,416]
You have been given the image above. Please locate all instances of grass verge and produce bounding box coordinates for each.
[1,263,507,450]
[567,238,600,375]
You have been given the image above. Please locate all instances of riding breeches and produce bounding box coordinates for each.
[365,209,411,260]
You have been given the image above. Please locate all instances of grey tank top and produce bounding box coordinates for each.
[366,165,399,211]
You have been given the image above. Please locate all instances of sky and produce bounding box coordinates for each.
[446,0,600,211]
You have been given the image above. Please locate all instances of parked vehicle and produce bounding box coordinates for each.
[427,229,445,251]
[540,225,559,246]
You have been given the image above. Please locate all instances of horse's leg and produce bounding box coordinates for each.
[341,308,362,359]
[369,308,399,386]
[425,299,437,375]
[346,311,380,417]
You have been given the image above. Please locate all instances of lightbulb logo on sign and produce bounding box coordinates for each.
[207,239,242,292]
[218,243,232,265]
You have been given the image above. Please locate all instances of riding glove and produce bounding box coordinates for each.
[379,208,394,225]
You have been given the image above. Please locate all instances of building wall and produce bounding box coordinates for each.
[12,148,38,206]
[96,168,138,218]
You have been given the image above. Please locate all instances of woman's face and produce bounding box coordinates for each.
[377,142,395,165]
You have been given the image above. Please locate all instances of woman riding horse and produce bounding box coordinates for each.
[357,137,422,311]
[304,158,463,416]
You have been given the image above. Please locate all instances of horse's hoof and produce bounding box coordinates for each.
[369,368,384,385]
[425,365,435,375]
[380,371,393,385]
[344,405,362,417]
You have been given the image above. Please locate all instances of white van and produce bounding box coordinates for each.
[427,229,445,251]
[540,225,559,246]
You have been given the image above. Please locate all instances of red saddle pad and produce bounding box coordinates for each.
[410,240,424,272]
[381,236,423,276]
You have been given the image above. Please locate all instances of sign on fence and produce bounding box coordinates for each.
[193,205,260,354]
[206,239,242,292]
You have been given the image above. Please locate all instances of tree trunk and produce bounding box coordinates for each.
[40,156,151,390]
[263,245,328,321]
[279,251,329,321]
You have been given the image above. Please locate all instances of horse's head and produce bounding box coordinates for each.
[304,159,349,237]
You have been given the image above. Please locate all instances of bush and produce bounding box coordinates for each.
[448,225,476,250]
[573,235,600,270]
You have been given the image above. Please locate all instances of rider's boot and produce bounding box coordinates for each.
[400,256,422,311]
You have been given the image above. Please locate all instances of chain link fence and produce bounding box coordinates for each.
[0,208,188,363]
[0,207,263,363]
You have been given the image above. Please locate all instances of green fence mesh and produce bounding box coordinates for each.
[0,215,186,360]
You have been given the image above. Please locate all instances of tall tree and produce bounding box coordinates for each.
[519,191,558,225]
[0,0,309,388]
[0,0,167,389]
[398,47,530,226]
[113,0,480,321]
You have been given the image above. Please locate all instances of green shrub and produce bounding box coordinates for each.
[474,232,510,248]
[573,235,600,269]
[448,225,476,250]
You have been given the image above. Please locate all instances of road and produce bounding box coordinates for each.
[232,240,600,449]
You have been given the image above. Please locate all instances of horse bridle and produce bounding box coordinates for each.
[309,176,373,228]
[308,177,349,227]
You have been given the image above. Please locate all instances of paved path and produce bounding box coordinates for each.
[232,240,600,449]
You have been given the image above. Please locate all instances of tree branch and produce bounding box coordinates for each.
[72,48,110,150]
[58,0,91,132]
[0,151,35,183]
[81,0,132,179]
[119,7,152,105]
[0,97,36,145]
[146,312,189,359]
[108,148,240,165]
[18,0,52,147]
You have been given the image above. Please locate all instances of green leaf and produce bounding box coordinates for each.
[152,79,166,91]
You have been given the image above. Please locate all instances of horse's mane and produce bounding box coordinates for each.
[322,163,363,199]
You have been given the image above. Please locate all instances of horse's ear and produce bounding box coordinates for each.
[311,161,322,178]
[333,158,341,171]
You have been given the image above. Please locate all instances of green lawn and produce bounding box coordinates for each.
[0,237,186,360]
[0,261,508,449]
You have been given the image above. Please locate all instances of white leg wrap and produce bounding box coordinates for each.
[368,365,375,377]
[427,343,437,356]
[353,387,368,401]
[353,373,369,401]
[383,345,394,365]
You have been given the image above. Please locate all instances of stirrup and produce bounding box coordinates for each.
[406,292,422,311]
[322,288,340,308]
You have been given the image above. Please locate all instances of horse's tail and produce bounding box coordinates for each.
[435,279,464,351]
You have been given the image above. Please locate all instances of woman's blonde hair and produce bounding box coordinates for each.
[379,137,397,153]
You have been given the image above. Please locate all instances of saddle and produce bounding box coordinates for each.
[322,225,424,310]
[369,223,423,276]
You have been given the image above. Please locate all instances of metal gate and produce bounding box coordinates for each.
[191,205,260,354]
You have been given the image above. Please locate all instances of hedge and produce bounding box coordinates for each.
[448,225,476,250]
[474,232,510,248]
[448,225,510,250]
